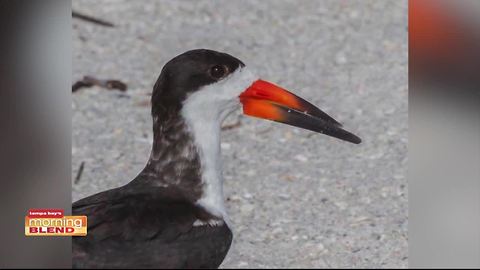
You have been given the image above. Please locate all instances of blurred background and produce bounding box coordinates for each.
[409,0,480,268]
[72,0,407,268]
[0,0,71,268]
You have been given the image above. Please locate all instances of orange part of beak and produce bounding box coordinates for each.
[240,80,304,119]
[240,97,283,121]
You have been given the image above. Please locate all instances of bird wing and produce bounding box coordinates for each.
[73,186,198,240]
[72,186,229,268]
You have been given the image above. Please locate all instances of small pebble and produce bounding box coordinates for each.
[294,154,308,162]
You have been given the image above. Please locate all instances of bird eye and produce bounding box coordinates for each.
[209,65,228,79]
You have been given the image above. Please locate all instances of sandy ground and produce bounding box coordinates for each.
[72,0,407,268]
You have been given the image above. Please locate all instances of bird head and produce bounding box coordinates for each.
[152,49,361,144]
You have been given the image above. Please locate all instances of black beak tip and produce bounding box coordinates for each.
[337,130,362,144]
[350,135,362,144]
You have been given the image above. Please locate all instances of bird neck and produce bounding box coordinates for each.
[181,102,227,219]
[135,106,227,218]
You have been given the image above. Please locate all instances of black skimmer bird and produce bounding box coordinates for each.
[72,49,361,269]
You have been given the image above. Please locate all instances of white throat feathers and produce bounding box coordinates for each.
[181,67,258,219]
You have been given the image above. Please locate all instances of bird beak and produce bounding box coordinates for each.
[239,80,361,144]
